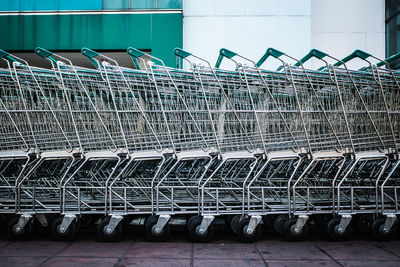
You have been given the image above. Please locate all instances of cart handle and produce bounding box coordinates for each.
[127,47,145,70]
[256,48,285,67]
[377,52,400,67]
[333,49,371,67]
[174,47,192,59]
[0,49,23,64]
[35,47,59,65]
[294,49,328,67]
[215,48,237,68]
[81,47,103,69]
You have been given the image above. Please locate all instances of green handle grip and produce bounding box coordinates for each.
[377,52,400,67]
[215,48,237,68]
[294,49,328,67]
[127,47,145,70]
[256,48,284,67]
[35,47,58,65]
[0,49,22,64]
[174,47,192,59]
[81,47,101,69]
[333,49,371,67]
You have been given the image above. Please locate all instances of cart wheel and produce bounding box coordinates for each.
[273,215,288,235]
[187,215,214,242]
[237,218,262,243]
[34,215,55,235]
[264,215,277,229]
[144,215,170,242]
[97,217,124,242]
[284,217,308,242]
[327,218,351,242]
[7,217,33,241]
[356,214,373,234]
[51,217,77,242]
[230,215,242,235]
[372,217,396,241]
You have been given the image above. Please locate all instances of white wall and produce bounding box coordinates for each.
[183,0,312,69]
[311,0,385,69]
[183,0,385,70]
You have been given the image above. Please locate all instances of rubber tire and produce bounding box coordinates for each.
[187,216,215,243]
[237,218,262,243]
[97,217,124,242]
[230,215,242,235]
[372,217,397,241]
[327,218,352,242]
[51,217,77,242]
[357,214,373,235]
[7,217,33,241]
[273,215,288,235]
[144,215,171,242]
[264,215,277,229]
[284,217,309,242]
[34,215,55,235]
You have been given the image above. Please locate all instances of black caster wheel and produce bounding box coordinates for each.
[144,215,170,242]
[230,215,242,235]
[34,215,56,235]
[264,215,277,229]
[314,214,332,231]
[284,217,309,242]
[51,217,77,242]
[237,218,262,243]
[187,215,215,242]
[327,218,352,242]
[273,215,288,235]
[372,217,397,241]
[357,214,373,235]
[7,217,33,241]
[97,217,124,242]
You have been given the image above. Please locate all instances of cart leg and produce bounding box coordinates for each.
[36,214,48,228]
[15,214,33,233]
[293,215,309,234]
[153,215,171,235]
[382,214,397,234]
[337,215,352,234]
[198,215,215,235]
[105,215,124,235]
[59,214,77,234]
[246,215,262,235]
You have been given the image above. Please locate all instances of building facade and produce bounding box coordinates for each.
[0,0,397,68]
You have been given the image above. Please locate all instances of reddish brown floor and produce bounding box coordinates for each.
[0,227,399,267]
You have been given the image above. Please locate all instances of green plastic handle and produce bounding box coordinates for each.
[0,49,22,64]
[294,49,328,67]
[35,47,58,65]
[81,47,101,69]
[333,49,371,67]
[215,48,237,68]
[174,47,191,59]
[256,48,285,67]
[377,52,400,67]
[127,47,145,70]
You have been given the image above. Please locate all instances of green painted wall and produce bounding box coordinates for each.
[0,13,182,66]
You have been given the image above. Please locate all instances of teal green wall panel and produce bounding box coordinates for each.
[0,13,183,66]
[151,13,182,66]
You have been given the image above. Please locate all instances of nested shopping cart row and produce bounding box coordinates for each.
[0,46,399,242]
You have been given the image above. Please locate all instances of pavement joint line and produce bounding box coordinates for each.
[254,243,269,267]
[312,242,344,267]
[114,240,134,267]
[374,243,400,259]
[37,241,73,267]
[190,242,194,267]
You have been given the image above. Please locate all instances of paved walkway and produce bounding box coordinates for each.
[0,228,399,267]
